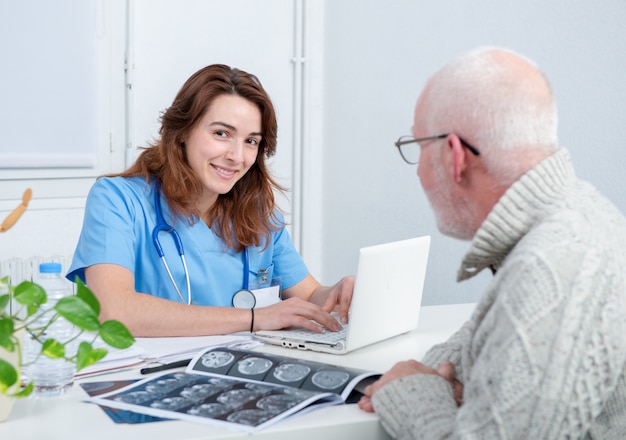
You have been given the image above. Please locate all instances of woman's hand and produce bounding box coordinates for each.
[311,276,355,325]
[280,274,355,326]
[253,297,344,333]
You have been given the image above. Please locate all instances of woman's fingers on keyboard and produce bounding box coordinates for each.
[261,298,341,332]
[310,309,343,332]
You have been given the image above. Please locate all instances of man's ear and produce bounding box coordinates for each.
[447,134,468,183]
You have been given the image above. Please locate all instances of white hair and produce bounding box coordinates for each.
[423,47,559,183]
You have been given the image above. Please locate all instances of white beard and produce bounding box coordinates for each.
[424,156,477,241]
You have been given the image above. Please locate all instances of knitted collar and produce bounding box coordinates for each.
[457,149,576,281]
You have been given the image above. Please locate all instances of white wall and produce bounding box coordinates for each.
[0,0,126,265]
[2,0,625,307]
[0,0,301,269]
[127,0,300,238]
[316,0,626,305]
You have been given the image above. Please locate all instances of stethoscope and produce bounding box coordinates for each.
[152,185,252,307]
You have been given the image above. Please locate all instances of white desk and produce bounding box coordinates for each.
[1,303,475,440]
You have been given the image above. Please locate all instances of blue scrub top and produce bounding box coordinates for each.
[67,176,309,306]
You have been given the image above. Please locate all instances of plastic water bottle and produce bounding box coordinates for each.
[24,262,77,397]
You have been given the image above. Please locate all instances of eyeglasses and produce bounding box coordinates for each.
[395,133,480,165]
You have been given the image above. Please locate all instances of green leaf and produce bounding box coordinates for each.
[0,358,18,392]
[26,304,40,317]
[41,338,65,359]
[75,341,108,371]
[0,318,16,351]
[13,281,46,311]
[74,278,100,316]
[0,318,15,334]
[12,381,34,398]
[54,296,100,332]
[99,320,135,349]
[0,293,9,310]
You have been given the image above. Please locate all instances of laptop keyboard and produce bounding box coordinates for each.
[257,311,349,344]
[281,324,348,343]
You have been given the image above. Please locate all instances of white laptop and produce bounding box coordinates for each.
[254,236,431,354]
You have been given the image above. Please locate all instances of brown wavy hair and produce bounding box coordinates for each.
[112,64,285,252]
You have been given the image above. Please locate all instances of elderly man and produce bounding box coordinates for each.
[359,47,626,439]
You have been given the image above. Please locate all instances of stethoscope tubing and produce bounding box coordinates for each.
[152,183,249,305]
[153,185,192,305]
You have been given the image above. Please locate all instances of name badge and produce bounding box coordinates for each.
[249,276,281,308]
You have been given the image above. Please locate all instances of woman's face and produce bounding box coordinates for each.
[185,94,262,212]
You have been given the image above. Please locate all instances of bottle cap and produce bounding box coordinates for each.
[39,262,62,274]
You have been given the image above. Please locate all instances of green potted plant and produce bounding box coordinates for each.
[0,189,135,421]
[0,277,135,395]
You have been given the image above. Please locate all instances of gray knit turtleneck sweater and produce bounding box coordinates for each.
[372,149,626,439]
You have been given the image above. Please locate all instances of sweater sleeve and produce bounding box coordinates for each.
[374,374,458,439]
[372,241,626,439]
[420,314,480,382]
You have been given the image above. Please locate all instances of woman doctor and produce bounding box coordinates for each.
[67,64,353,337]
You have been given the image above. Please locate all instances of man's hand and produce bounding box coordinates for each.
[358,359,463,412]
[437,361,463,406]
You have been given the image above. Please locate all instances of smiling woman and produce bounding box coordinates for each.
[64,64,355,339]
[184,95,263,215]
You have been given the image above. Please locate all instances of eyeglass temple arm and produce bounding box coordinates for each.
[395,134,480,156]
[459,138,480,156]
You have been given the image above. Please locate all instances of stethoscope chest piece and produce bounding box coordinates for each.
[232,289,256,309]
